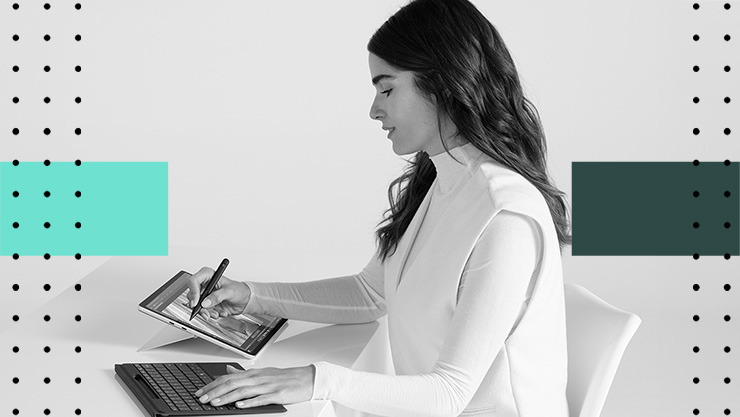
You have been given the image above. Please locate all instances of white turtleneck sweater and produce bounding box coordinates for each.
[244,142,569,417]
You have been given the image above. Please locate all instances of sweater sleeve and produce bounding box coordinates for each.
[310,210,542,417]
[243,252,387,324]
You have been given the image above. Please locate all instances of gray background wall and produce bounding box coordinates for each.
[1,1,738,416]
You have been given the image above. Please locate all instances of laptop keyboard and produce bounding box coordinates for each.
[134,363,239,412]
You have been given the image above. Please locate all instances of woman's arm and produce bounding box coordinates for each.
[243,253,387,324]
[311,210,541,416]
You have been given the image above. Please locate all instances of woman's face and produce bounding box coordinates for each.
[368,53,455,156]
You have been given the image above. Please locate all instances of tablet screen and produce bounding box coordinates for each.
[139,270,287,356]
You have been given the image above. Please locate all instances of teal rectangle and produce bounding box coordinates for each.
[0,162,168,256]
[572,162,739,256]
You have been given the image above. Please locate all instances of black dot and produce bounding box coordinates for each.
[13,191,19,197]
[44,128,51,135]
[44,409,50,415]
[693,314,700,321]
[12,409,18,416]
[725,315,731,321]
[76,3,82,9]
[44,346,50,353]
[44,253,50,260]
[44,65,51,72]
[725,128,731,135]
[12,346,19,353]
[44,284,50,291]
[13,34,19,41]
[44,97,51,103]
[75,160,82,166]
[724,409,730,415]
[725,254,731,260]
[13,222,19,228]
[693,128,700,135]
[12,66,19,72]
[75,222,82,229]
[44,3,50,10]
[725,222,731,229]
[725,191,732,197]
[13,159,19,166]
[75,128,82,135]
[693,222,700,228]
[693,346,700,353]
[75,34,82,41]
[726,346,732,353]
[75,315,82,322]
[693,408,700,415]
[75,346,82,353]
[44,222,51,229]
[694,377,700,384]
[12,97,19,103]
[693,34,700,41]
[44,34,50,41]
[12,127,19,135]
[44,377,50,384]
[75,191,82,197]
[75,377,82,384]
[726,97,732,103]
[726,66,732,72]
[75,65,82,72]
[693,65,700,72]
[44,159,50,166]
[725,160,731,166]
[75,96,82,103]
[12,315,19,321]
[44,190,50,197]
[693,160,700,166]
[12,284,19,291]
[693,253,700,260]
[726,284,732,291]
[44,315,50,322]
[725,3,731,10]
[693,3,699,9]
[75,284,82,291]
[725,377,731,384]
[693,190,700,197]
[75,409,81,415]
[12,254,19,260]
[726,35,731,41]
[75,254,82,261]
[13,377,19,384]
[693,284,700,291]
[693,97,700,103]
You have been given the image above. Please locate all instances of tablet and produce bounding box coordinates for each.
[139,270,288,360]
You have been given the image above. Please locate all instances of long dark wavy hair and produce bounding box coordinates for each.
[369,0,572,263]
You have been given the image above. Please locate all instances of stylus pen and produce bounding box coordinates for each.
[189,258,230,321]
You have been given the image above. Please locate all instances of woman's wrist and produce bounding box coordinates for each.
[241,281,253,313]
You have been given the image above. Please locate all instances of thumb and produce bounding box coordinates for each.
[226,365,238,373]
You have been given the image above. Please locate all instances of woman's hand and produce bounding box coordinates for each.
[186,267,252,320]
[194,365,316,408]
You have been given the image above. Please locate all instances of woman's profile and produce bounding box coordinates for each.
[186,0,572,415]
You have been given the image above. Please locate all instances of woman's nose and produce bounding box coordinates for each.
[369,97,384,120]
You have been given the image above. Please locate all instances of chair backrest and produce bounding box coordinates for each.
[564,284,641,417]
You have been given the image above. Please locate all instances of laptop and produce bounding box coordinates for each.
[115,361,287,416]
[138,270,289,360]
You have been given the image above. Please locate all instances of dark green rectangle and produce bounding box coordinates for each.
[572,162,739,256]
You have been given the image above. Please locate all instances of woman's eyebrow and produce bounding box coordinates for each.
[372,74,396,85]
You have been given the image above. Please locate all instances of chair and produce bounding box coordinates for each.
[564,284,641,417]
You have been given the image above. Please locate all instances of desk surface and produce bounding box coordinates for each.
[0,247,387,417]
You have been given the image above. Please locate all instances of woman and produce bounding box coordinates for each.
[187,0,572,415]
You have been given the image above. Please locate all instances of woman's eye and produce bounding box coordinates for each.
[381,89,392,97]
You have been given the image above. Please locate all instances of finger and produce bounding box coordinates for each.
[200,285,234,309]
[235,394,279,409]
[208,383,272,407]
[186,267,215,307]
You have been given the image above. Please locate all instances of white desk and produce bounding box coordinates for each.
[0,246,391,417]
